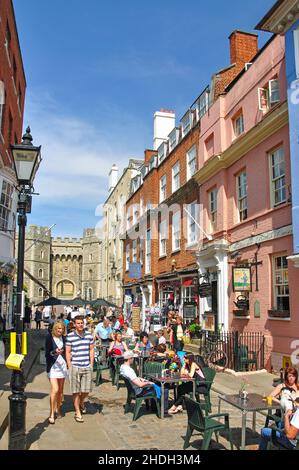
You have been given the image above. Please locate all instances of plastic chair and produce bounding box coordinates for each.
[193,367,216,413]
[94,347,110,386]
[121,375,160,421]
[143,360,165,379]
[237,345,257,371]
[183,397,233,450]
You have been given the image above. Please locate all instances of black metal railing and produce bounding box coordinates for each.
[197,330,265,371]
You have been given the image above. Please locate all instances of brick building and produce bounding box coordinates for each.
[123,31,258,329]
[0,0,26,327]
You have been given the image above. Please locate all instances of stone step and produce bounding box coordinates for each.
[184,343,200,354]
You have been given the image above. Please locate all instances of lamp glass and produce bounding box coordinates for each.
[12,147,40,184]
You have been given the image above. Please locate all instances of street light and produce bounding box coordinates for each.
[111,261,117,278]
[8,127,41,450]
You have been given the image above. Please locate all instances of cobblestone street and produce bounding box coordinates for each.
[0,355,271,451]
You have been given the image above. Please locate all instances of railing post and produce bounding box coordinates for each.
[233,330,239,371]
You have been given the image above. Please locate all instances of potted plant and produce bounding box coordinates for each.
[188,323,202,339]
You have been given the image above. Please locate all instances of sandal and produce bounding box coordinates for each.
[74,414,84,423]
[48,416,55,424]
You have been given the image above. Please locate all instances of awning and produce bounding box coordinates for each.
[182,278,193,286]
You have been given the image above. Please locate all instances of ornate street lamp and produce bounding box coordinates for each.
[8,127,41,450]
[111,261,117,279]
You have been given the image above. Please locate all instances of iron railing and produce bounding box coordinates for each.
[196,330,265,371]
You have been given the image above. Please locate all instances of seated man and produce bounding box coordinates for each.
[122,322,135,343]
[120,351,169,415]
[259,400,299,450]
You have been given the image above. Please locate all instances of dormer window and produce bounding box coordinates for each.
[168,128,179,152]
[140,165,148,178]
[149,156,157,171]
[181,110,192,137]
[258,78,280,112]
[195,88,210,120]
[158,142,167,164]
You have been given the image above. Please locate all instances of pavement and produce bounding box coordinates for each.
[0,330,280,451]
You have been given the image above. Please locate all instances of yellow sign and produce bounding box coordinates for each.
[5,353,24,371]
[282,356,292,369]
[131,306,141,333]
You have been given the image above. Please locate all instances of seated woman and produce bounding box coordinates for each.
[152,343,168,358]
[168,353,206,414]
[269,367,298,418]
[108,331,129,356]
[134,332,153,353]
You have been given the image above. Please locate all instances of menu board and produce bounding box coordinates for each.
[131,305,141,333]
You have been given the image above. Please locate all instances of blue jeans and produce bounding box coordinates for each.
[259,425,295,450]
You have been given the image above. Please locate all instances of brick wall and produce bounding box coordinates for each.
[0,0,26,167]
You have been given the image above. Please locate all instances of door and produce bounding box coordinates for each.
[211,280,218,332]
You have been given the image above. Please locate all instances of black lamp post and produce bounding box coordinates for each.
[111,261,117,279]
[8,127,41,450]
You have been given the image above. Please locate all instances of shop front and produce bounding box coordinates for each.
[181,277,199,323]
[157,276,181,325]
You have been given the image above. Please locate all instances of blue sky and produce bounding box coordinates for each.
[13,0,274,237]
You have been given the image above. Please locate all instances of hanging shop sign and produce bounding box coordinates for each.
[183,301,197,319]
[234,295,249,310]
[129,262,142,279]
[131,305,141,333]
[232,267,252,292]
[198,282,212,297]
[203,313,216,332]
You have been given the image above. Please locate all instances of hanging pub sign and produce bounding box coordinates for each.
[198,282,212,298]
[232,266,252,292]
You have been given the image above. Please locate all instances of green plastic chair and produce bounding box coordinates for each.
[121,375,160,421]
[183,397,234,450]
[237,345,257,372]
[193,367,216,413]
[94,347,110,386]
[143,360,165,379]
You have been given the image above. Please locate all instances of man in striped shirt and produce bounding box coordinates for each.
[66,316,94,423]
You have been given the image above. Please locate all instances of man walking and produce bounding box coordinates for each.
[66,316,94,422]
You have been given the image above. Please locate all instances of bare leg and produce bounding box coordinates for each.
[73,393,82,418]
[49,378,59,419]
[79,392,89,411]
[56,378,65,416]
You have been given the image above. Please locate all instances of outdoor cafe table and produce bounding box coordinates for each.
[218,393,281,450]
[147,374,196,419]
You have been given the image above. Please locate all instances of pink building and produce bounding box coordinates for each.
[194,33,298,370]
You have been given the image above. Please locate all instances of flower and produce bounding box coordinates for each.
[240,378,249,392]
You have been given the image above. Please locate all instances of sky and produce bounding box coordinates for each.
[13,0,275,237]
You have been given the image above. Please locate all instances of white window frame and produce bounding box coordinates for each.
[209,188,217,231]
[0,179,13,232]
[258,78,280,112]
[160,175,167,203]
[269,147,286,207]
[187,145,197,181]
[172,210,181,252]
[149,156,157,171]
[158,143,166,164]
[172,161,180,193]
[197,90,209,119]
[181,111,192,137]
[233,113,244,138]
[126,244,130,271]
[272,254,289,311]
[159,220,167,257]
[168,128,178,152]
[0,81,5,135]
[145,229,151,274]
[132,240,137,263]
[237,171,247,221]
[187,201,198,246]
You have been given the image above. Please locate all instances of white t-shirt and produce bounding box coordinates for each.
[289,409,299,446]
[120,364,141,394]
[124,328,135,340]
[158,336,166,345]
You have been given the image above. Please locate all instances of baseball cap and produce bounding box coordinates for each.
[123,351,135,360]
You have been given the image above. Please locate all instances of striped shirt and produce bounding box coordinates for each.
[66,330,94,368]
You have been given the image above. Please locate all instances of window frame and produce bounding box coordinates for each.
[209,188,217,231]
[159,220,167,257]
[160,174,167,203]
[236,171,248,222]
[145,229,151,274]
[272,254,289,311]
[132,239,137,263]
[187,200,198,246]
[187,145,197,181]
[233,113,244,138]
[172,210,181,252]
[126,244,130,272]
[172,161,180,193]
[269,147,286,207]
[0,179,13,232]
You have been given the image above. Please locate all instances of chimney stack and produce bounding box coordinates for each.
[229,30,258,67]
[108,164,119,193]
[153,109,176,150]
